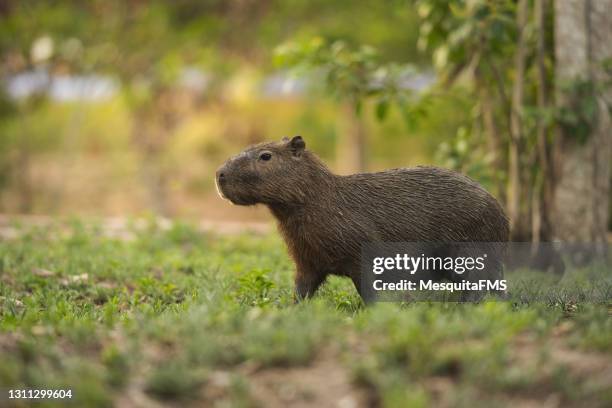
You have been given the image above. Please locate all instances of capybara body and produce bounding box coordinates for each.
[216,136,509,301]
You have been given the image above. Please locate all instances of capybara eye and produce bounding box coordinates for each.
[259,152,272,161]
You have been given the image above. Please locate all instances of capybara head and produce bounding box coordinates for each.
[216,136,328,206]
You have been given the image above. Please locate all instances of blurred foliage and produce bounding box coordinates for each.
[0,0,605,218]
[411,0,518,174]
[554,77,600,144]
[0,0,470,215]
[435,125,494,186]
[275,37,419,122]
[414,0,517,76]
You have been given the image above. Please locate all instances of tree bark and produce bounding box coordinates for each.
[478,82,506,206]
[337,101,367,174]
[553,0,611,256]
[533,0,553,243]
[508,0,529,240]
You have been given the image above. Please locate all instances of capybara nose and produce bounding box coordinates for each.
[216,167,227,183]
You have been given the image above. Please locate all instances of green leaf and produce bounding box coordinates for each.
[375,99,390,121]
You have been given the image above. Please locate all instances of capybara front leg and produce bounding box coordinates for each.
[294,272,326,302]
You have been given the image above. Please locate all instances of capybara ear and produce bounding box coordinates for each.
[289,135,305,156]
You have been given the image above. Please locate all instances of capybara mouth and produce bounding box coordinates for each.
[215,179,254,206]
[227,194,255,206]
[215,177,228,201]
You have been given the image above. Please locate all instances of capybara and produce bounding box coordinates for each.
[216,136,509,302]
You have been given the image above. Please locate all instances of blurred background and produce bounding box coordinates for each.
[0,0,610,245]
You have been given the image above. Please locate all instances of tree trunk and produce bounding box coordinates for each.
[508,0,529,240]
[478,82,506,207]
[553,0,611,257]
[337,102,367,174]
[533,0,554,243]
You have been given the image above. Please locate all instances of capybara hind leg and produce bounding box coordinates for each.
[459,289,486,303]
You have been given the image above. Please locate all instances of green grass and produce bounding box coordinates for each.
[0,219,610,407]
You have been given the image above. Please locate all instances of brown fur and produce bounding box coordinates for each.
[216,136,509,301]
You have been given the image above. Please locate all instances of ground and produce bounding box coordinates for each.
[0,218,610,408]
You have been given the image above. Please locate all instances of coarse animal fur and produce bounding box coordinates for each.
[216,136,509,302]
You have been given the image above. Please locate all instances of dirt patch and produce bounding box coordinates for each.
[440,331,611,408]
[243,356,373,408]
[196,351,374,408]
